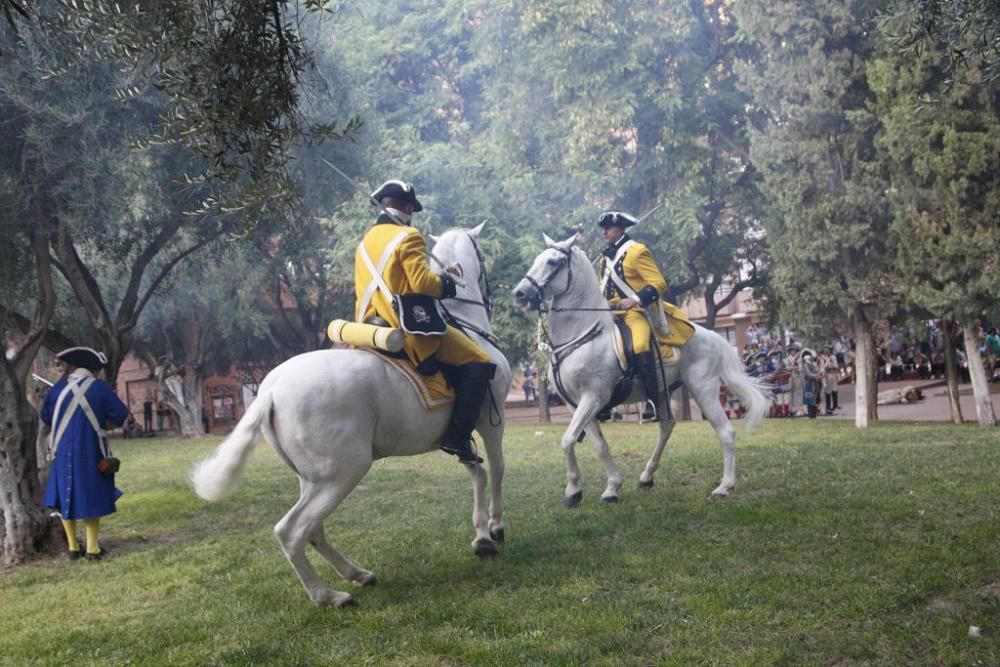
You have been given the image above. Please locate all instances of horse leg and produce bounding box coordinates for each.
[560,395,608,507]
[464,456,497,558]
[581,419,623,503]
[274,468,370,607]
[478,423,506,543]
[690,382,737,497]
[308,526,377,587]
[638,397,677,489]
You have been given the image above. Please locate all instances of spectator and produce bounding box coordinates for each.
[986,327,1000,381]
[800,349,821,419]
[142,398,153,433]
[821,347,841,414]
[123,413,137,439]
[745,322,761,348]
[522,376,537,405]
[156,398,168,431]
[914,350,931,380]
[890,351,905,380]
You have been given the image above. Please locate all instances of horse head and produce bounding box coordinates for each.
[430,221,492,319]
[511,233,581,311]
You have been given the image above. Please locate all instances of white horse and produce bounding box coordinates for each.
[191,224,511,607]
[512,233,768,505]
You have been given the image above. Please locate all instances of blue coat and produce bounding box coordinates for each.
[41,373,129,520]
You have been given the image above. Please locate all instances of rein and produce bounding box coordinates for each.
[437,232,502,427]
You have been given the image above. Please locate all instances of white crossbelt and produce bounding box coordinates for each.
[51,377,111,459]
[600,240,671,337]
[600,240,638,300]
[356,230,410,322]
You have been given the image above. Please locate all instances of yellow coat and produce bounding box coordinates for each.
[601,238,670,354]
[354,222,447,366]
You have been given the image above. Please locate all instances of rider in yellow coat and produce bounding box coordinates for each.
[598,211,668,421]
[354,180,494,464]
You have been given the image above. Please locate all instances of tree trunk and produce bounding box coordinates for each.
[961,319,997,426]
[852,306,878,428]
[160,366,206,438]
[0,357,60,567]
[942,319,964,424]
[538,377,552,423]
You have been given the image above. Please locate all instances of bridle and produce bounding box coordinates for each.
[522,245,574,310]
[522,246,618,314]
[444,233,493,317]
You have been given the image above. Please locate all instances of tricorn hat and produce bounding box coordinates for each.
[598,211,637,229]
[768,349,783,357]
[801,348,817,359]
[57,346,108,371]
[371,179,422,212]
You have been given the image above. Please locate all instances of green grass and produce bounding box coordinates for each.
[2,420,998,666]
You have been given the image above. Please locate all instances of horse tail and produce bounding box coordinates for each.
[191,388,272,502]
[716,338,770,433]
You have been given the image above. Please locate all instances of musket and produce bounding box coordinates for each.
[320,159,465,286]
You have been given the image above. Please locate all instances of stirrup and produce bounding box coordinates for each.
[641,399,659,422]
[439,437,483,464]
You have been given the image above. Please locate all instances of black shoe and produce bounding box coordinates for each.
[84,549,106,561]
[438,363,495,466]
[641,399,659,422]
[439,439,483,464]
[596,405,613,422]
[67,549,83,561]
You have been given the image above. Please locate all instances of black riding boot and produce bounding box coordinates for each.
[832,391,840,410]
[635,351,661,422]
[439,362,497,464]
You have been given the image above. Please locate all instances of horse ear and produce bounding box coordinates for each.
[469,221,485,238]
[565,232,581,247]
[542,233,557,248]
[429,233,440,243]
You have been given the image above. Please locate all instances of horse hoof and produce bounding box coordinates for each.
[710,488,731,499]
[490,528,505,543]
[565,490,583,508]
[335,595,358,608]
[356,572,377,587]
[600,495,619,504]
[474,537,498,559]
[638,479,654,490]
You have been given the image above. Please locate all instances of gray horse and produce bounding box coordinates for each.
[192,225,511,606]
[512,233,768,505]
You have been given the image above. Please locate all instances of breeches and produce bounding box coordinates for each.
[616,308,653,354]
[434,325,492,366]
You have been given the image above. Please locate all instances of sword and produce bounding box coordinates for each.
[320,159,465,287]
[32,373,54,387]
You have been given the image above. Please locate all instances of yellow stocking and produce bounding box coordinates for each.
[84,518,101,555]
[61,519,80,552]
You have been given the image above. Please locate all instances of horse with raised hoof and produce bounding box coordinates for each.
[512,233,768,506]
[192,224,511,606]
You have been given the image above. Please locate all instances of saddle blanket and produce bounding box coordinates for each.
[360,349,454,410]
[612,301,696,369]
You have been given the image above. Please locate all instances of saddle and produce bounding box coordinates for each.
[595,315,688,422]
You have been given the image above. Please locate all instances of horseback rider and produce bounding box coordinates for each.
[597,210,668,421]
[354,179,496,464]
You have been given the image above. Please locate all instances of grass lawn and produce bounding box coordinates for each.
[1,420,997,665]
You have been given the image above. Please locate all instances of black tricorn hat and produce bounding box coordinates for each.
[371,179,423,212]
[57,346,108,371]
[598,211,638,229]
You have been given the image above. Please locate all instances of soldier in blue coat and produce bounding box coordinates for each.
[41,347,128,560]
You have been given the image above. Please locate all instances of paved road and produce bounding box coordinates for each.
[504,378,1000,425]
